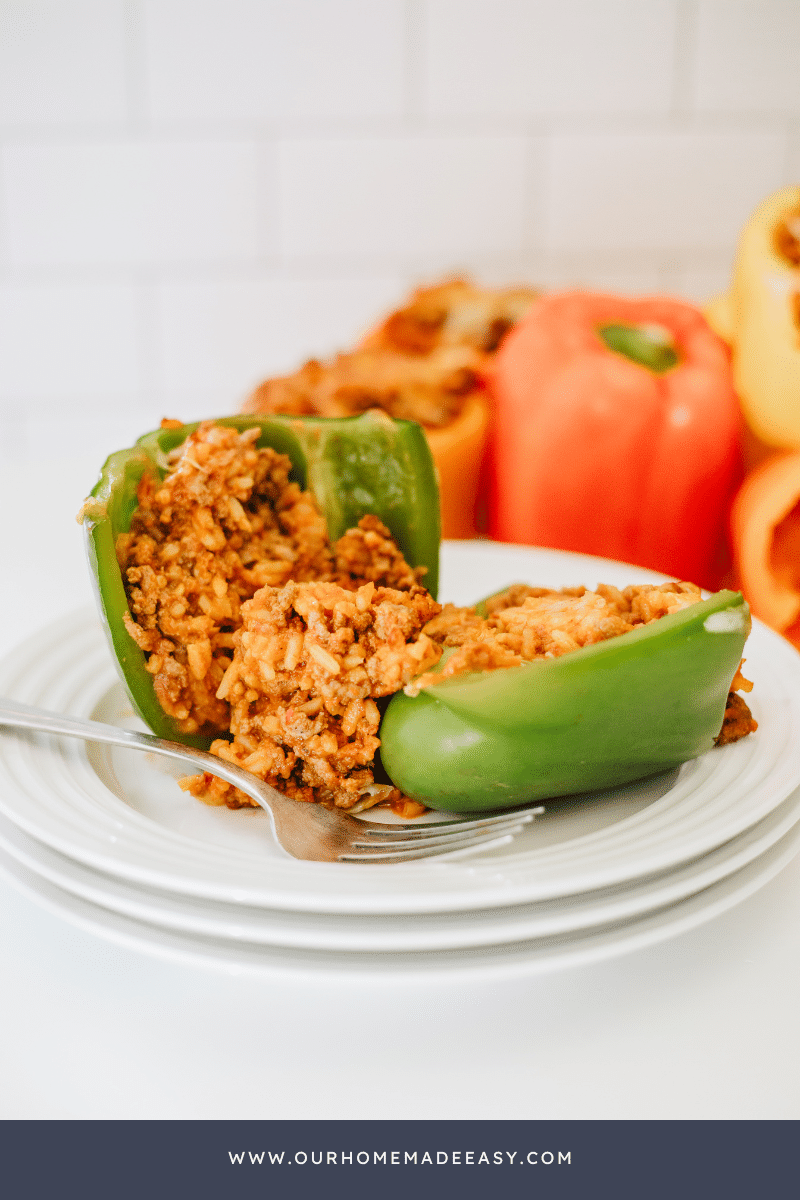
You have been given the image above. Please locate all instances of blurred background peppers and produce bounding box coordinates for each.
[731,450,800,648]
[485,291,742,590]
[233,188,800,649]
[707,185,800,450]
[707,186,800,649]
[243,279,536,541]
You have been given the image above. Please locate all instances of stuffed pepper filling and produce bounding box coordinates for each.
[410,581,706,691]
[182,579,440,812]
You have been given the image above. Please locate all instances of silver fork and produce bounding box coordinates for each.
[0,699,542,863]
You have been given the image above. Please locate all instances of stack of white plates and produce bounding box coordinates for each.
[1,545,800,980]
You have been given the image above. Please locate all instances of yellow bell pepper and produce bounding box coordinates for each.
[706,185,800,448]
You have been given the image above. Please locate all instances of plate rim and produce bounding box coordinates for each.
[2,782,800,952]
[1,812,798,982]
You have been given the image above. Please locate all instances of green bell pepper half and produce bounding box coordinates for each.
[379,588,751,812]
[81,411,440,750]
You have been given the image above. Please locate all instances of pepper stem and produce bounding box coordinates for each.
[598,323,679,373]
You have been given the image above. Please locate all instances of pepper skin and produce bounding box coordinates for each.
[706,186,800,449]
[379,589,750,813]
[486,292,741,590]
[81,412,440,749]
[731,450,800,648]
[424,391,491,539]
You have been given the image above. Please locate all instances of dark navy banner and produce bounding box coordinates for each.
[1,1120,795,1199]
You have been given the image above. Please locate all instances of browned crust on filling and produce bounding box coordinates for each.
[714,691,759,746]
[715,662,758,746]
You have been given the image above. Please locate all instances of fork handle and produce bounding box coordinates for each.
[0,697,283,825]
[0,697,375,861]
[1,697,235,772]
[1,697,183,754]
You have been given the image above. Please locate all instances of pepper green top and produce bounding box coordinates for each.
[81,412,440,749]
[598,322,680,374]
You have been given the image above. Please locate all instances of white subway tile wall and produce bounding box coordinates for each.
[156,275,407,412]
[545,131,787,252]
[3,141,265,266]
[142,0,408,122]
[693,0,800,114]
[0,0,128,127]
[277,136,531,260]
[423,0,678,118]
[0,0,798,461]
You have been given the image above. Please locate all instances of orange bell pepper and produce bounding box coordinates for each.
[731,450,800,647]
[487,291,742,588]
[424,391,490,539]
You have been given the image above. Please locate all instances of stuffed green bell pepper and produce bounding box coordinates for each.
[81,412,440,751]
[379,588,752,813]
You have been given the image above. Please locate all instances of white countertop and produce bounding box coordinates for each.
[1,455,799,1120]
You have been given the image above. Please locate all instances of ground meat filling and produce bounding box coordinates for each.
[117,421,427,745]
[180,580,441,810]
[118,422,336,736]
[334,514,427,592]
[715,664,758,746]
[408,581,708,693]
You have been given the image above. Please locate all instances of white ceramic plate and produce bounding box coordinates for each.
[2,783,800,952]
[2,812,798,980]
[1,544,799,917]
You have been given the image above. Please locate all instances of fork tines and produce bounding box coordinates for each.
[338,807,543,863]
